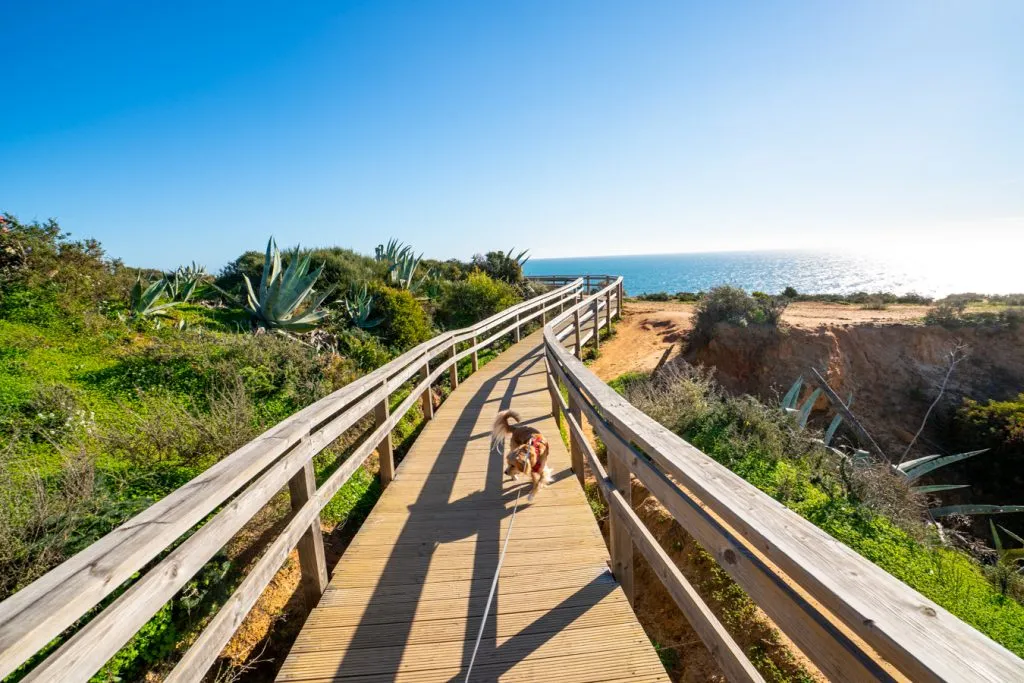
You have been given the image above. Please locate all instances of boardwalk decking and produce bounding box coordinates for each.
[277,332,668,682]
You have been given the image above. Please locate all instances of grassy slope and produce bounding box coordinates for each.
[607,372,1024,659]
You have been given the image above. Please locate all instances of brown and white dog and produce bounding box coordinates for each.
[491,409,553,501]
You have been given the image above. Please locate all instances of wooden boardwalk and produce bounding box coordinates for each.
[277,332,668,682]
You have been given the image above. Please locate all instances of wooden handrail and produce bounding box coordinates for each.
[0,279,584,682]
[543,279,1024,682]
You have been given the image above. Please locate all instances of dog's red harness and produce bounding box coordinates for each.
[526,435,546,474]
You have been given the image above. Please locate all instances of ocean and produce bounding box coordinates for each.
[524,250,1019,298]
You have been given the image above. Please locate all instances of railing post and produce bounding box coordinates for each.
[546,356,562,429]
[592,300,600,354]
[616,280,623,319]
[373,391,394,487]
[567,393,585,487]
[471,335,479,373]
[420,357,433,420]
[573,308,582,360]
[514,312,521,343]
[288,460,328,610]
[449,342,459,389]
[605,289,612,331]
[606,440,634,604]
[585,274,591,294]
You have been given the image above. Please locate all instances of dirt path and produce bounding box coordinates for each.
[590,300,931,381]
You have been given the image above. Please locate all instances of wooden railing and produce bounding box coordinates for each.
[0,279,586,683]
[543,278,1024,683]
[527,273,616,294]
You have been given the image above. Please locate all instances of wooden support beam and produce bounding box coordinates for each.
[592,300,600,353]
[420,359,433,421]
[605,289,612,331]
[546,364,563,429]
[471,335,479,372]
[573,309,582,360]
[568,392,585,486]
[616,281,623,319]
[374,394,394,488]
[606,439,634,605]
[448,343,459,389]
[514,312,521,342]
[288,461,328,610]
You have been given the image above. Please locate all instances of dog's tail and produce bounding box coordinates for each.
[491,409,520,454]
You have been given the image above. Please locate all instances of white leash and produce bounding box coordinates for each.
[464,487,523,682]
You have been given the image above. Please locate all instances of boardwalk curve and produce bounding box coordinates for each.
[277,333,669,682]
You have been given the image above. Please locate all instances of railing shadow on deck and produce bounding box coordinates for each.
[330,344,539,679]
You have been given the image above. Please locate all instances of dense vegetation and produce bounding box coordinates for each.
[609,365,1024,660]
[0,212,540,681]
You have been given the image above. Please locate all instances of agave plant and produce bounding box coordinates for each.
[991,521,1024,570]
[893,449,1024,517]
[780,376,821,429]
[506,246,530,268]
[375,238,425,290]
[127,276,180,319]
[342,282,381,329]
[389,250,423,289]
[243,238,333,332]
[163,262,208,303]
[375,238,411,265]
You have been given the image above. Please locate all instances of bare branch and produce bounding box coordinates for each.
[898,341,968,464]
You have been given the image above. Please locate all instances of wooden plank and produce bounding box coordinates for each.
[550,355,895,682]
[573,424,763,683]
[545,330,1024,681]
[605,438,634,605]
[567,392,585,486]
[419,358,434,421]
[167,498,321,682]
[374,394,394,487]
[289,460,329,609]
[277,331,666,683]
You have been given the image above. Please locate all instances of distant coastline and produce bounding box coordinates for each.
[524,250,1018,298]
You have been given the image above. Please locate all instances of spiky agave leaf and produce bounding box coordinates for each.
[912,484,970,494]
[992,519,1004,553]
[243,238,333,331]
[897,449,989,482]
[823,393,852,446]
[796,388,822,428]
[129,276,180,318]
[931,504,1024,517]
[999,524,1024,546]
[781,376,803,411]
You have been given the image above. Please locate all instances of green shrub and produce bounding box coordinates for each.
[335,328,393,372]
[0,214,134,321]
[434,272,521,330]
[370,285,433,350]
[690,286,788,346]
[471,250,528,285]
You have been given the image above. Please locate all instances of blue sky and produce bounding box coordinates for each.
[2,1,1022,271]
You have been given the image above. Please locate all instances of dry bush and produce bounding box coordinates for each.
[103,378,259,470]
[0,445,102,598]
